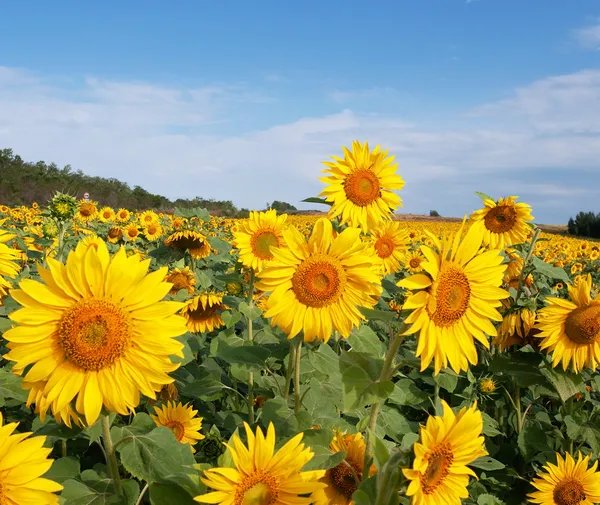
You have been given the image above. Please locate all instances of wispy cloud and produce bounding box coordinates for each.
[573,20,600,50]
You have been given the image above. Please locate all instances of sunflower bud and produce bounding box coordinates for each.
[48,192,77,221]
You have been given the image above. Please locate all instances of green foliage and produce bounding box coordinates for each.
[568,211,600,238]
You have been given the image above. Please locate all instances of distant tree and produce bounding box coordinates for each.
[270,200,297,212]
[568,211,600,238]
[429,210,440,217]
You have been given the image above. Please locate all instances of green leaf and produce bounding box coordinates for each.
[238,301,262,321]
[0,368,28,402]
[518,423,548,459]
[388,379,429,407]
[477,494,506,505]
[471,456,506,471]
[212,337,271,368]
[482,413,503,437]
[434,372,459,393]
[308,344,342,380]
[488,351,544,386]
[149,479,199,505]
[540,366,585,403]
[358,307,397,322]
[174,207,210,220]
[531,256,570,283]
[347,325,385,357]
[341,365,394,411]
[475,192,494,202]
[301,197,333,206]
[401,432,420,451]
[181,377,225,400]
[44,457,81,484]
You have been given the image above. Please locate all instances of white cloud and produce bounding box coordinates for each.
[573,21,600,50]
[0,66,599,223]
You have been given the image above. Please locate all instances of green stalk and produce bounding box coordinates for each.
[294,337,303,412]
[514,227,541,304]
[283,341,296,401]
[101,415,123,497]
[514,385,522,433]
[247,270,256,424]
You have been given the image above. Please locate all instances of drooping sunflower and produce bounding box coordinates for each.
[151,401,204,452]
[528,452,600,505]
[166,267,197,295]
[196,422,325,505]
[312,430,376,505]
[403,401,487,505]
[3,239,187,426]
[535,274,600,372]
[232,209,288,271]
[107,226,123,244]
[470,196,534,249]
[0,412,64,504]
[98,206,115,223]
[75,199,98,222]
[255,218,382,343]
[165,230,211,259]
[0,241,21,302]
[319,141,405,232]
[398,222,509,374]
[369,220,409,275]
[144,221,164,241]
[116,208,131,223]
[494,308,536,351]
[181,293,227,333]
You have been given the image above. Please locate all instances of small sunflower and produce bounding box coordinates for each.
[319,140,405,232]
[398,222,509,374]
[196,422,325,505]
[165,230,211,259]
[182,293,228,333]
[404,401,487,505]
[535,274,600,372]
[0,412,64,504]
[312,430,376,505]
[369,220,409,275]
[528,452,600,505]
[255,218,382,343]
[98,206,115,223]
[166,267,197,295]
[107,226,123,244]
[144,221,164,241]
[479,377,497,394]
[470,196,534,249]
[124,224,140,242]
[151,401,204,452]
[116,208,131,223]
[232,209,288,271]
[139,210,159,226]
[404,250,426,273]
[75,200,98,222]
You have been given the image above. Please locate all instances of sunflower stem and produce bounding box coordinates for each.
[56,221,68,262]
[294,337,303,412]
[514,383,522,434]
[61,439,67,458]
[101,415,123,497]
[247,271,256,425]
[515,227,541,304]
[283,341,295,401]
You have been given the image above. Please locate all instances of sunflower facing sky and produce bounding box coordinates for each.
[232,209,288,271]
[196,422,325,505]
[470,196,534,249]
[535,274,600,372]
[398,222,509,374]
[319,141,405,232]
[255,217,382,343]
[528,452,600,505]
[151,401,205,452]
[181,293,228,333]
[0,412,63,505]
[404,401,487,505]
[3,238,187,426]
[369,220,409,275]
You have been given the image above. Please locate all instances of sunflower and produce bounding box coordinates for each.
[3,239,187,426]
[116,208,131,223]
[470,196,534,249]
[404,250,426,273]
[165,230,211,259]
[151,401,204,452]
[24,380,83,428]
[166,267,197,295]
[0,412,63,504]
[494,308,536,351]
[398,222,509,374]
[144,221,164,241]
[535,274,600,372]
[479,378,497,393]
[107,226,123,244]
[319,140,405,232]
[78,234,105,253]
[196,422,325,505]
[255,218,382,343]
[369,220,409,275]
[0,241,21,301]
[124,224,140,242]
[75,200,98,222]
[181,293,227,333]
[403,401,487,505]
[139,210,159,226]
[312,430,376,505]
[98,206,115,223]
[528,452,600,505]
[0,219,16,243]
[232,209,288,271]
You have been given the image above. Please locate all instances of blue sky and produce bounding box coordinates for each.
[1,0,600,223]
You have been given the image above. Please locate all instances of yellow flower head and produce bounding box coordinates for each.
[151,401,205,452]
[182,293,228,333]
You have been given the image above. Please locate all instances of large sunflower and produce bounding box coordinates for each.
[181,293,227,333]
[398,223,509,374]
[369,220,409,275]
[165,230,211,259]
[528,452,600,505]
[470,196,534,249]
[319,141,405,232]
[255,218,382,343]
[312,430,376,505]
[232,209,288,271]
[0,412,63,504]
[196,422,325,505]
[403,401,487,505]
[535,274,600,372]
[151,401,205,452]
[3,239,187,426]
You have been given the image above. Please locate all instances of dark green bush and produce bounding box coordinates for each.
[568,211,600,238]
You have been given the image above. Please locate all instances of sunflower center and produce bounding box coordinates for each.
[409,257,422,269]
[236,471,279,505]
[430,265,471,327]
[375,237,395,258]
[421,443,454,495]
[329,460,361,499]
[119,211,128,219]
[189,303,222,322]
[251,230,280,260]
[147,224,158,234]
[292,255,347,308]
[103,211,112,219]
[554,479,586,505]
[58,299,132,371]
[127,228,138,238]
[344,169,381,206]
[165,420,185,441]
[484,205,517,234]
[565,304,600,345]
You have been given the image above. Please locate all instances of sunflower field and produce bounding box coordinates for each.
[1,141,600,505]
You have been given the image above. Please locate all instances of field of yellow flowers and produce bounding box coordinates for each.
[1,141,600,505]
